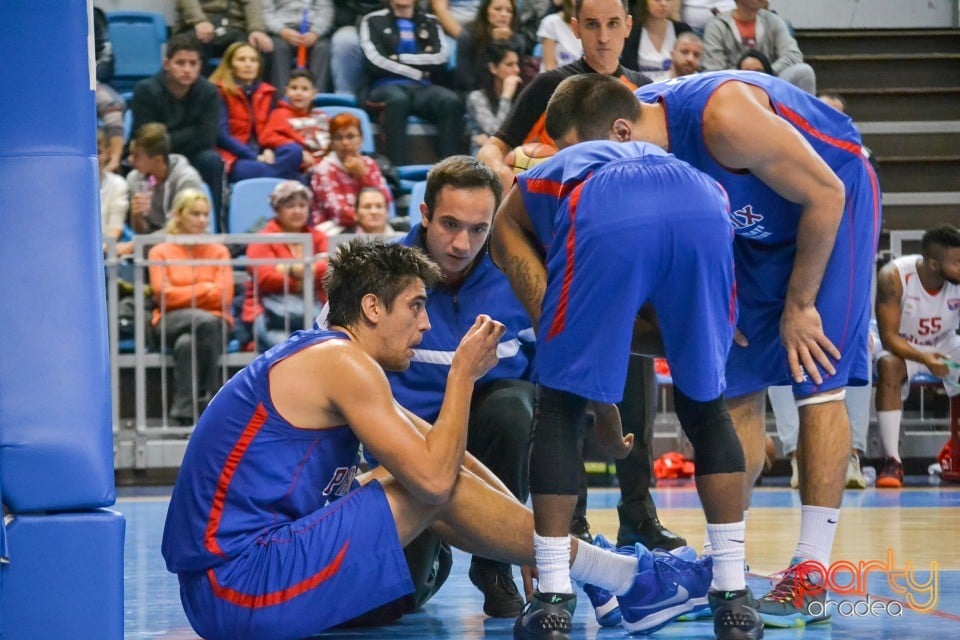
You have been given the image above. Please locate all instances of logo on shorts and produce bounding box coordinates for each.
[947,299,960,311]
[728,205,771,240]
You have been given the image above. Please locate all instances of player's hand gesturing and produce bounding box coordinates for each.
[452,315,506,382]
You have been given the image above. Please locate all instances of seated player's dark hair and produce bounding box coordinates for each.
[921,224,960,261]
[166,33,202,59]
[574,0,628,18]
[545,74,640,143]
[325,240,441,328]
[423,155,504,220]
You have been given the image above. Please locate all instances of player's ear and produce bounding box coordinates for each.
[611,118,632,142]
[360,293,382,325]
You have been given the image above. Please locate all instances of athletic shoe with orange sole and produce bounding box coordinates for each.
[876,457,904,488]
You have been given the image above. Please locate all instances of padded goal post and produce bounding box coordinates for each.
[0,2,124,638]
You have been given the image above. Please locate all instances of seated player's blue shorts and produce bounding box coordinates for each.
[536,155,736,403]
[725,157,880,398]
[177,479,413,640]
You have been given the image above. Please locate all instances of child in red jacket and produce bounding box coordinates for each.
[260,70,331,174]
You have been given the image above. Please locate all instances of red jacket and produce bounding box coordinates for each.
[240,219,329,324]
[216,81,276,170]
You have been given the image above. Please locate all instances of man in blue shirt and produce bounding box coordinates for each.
[388,156,534,618]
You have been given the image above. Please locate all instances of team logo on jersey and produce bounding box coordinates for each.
[322,465,358,497]
[948,299,960,311]
[728,204,771,239]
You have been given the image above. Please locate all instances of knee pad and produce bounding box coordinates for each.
[529,386,587,496]
[673,388,745,476]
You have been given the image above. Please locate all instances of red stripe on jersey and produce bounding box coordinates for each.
[207,541,349,608]
[204,402,269,557]
[524,176,588,201]
[776,102,862,156]
[524,177,563,198]
[546,183,585,339]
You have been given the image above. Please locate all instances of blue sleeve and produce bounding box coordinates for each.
[217,97,258,160]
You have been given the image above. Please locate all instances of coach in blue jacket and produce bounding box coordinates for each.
[387,156,534,618]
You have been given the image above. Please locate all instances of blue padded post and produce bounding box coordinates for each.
[0,511,125,640]
[0,4,124,638]
[0,1,115,511]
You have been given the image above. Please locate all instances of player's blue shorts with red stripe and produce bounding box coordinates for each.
[724,157,880,398]
[535,155,736,403]
[177,479,413,640]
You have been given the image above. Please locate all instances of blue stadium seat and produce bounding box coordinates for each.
[322,106,376,154]
[106,11,167,93]
[228,177,284,233]
[407,180,426,227]
[313,93,359,108]
[397,164,432,193]
[123,109,133,142]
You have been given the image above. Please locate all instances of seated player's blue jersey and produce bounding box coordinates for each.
[162,330,362,573]
[635,71,872,246]
[515,140,671,254]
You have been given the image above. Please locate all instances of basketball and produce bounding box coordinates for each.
[504,142,556,174]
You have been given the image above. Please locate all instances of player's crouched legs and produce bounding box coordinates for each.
[177,481,416,640]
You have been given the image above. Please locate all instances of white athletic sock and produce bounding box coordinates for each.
[706,521,747,592]
[534,533,573,594]
[703,511,746,557]
[570,538,639,595]
[877,410,903,462]
[793,505,839,567]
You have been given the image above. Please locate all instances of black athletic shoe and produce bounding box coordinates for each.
[469,557,524,618]
[569,516,592,544]
[710,589,764,640]
[513,590,577,640]
[617,518,688,551]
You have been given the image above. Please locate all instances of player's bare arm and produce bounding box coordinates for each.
[478,136,516,191]
[400,406,520,502]
[490,188,546,327]
[875,261,950,377]
[704,81,846,384]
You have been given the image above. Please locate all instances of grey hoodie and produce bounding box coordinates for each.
[126,154,205,232]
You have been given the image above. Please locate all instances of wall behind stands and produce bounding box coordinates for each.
[104,0,958,30]
[770,0,957,29]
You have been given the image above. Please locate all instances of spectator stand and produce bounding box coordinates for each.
[106,233,318,470]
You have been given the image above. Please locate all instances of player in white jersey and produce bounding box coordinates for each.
[874,225,960,487]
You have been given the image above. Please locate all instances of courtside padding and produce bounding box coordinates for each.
[0,3,124,638]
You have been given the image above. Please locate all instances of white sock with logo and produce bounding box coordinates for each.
[706,521,747,591]
[534,533,573,594]
[570,538,638,595]
[703,510,747,557]
[794,505,839,567]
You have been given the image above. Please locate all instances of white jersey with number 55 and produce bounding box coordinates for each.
[893,254,960,347]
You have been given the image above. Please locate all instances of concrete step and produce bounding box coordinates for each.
[797,29,960,57]
[858,121,960,157]
[825,87,960,122]
[875,156,960,192]
[809,53,960,90]
[880,192,960,232]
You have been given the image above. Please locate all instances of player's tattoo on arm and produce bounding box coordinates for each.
[507,255,545,324]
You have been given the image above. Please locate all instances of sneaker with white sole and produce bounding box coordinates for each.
[845,453,867,489]
[579,534,629,627]
[618,544,712,634]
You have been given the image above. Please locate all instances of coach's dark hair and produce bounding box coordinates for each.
[574,0,628,17]
[921,225,960,261]
[325,240,441,328]
[423,155,504,221]
[545,74,640,143]
[165,33,202,59]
